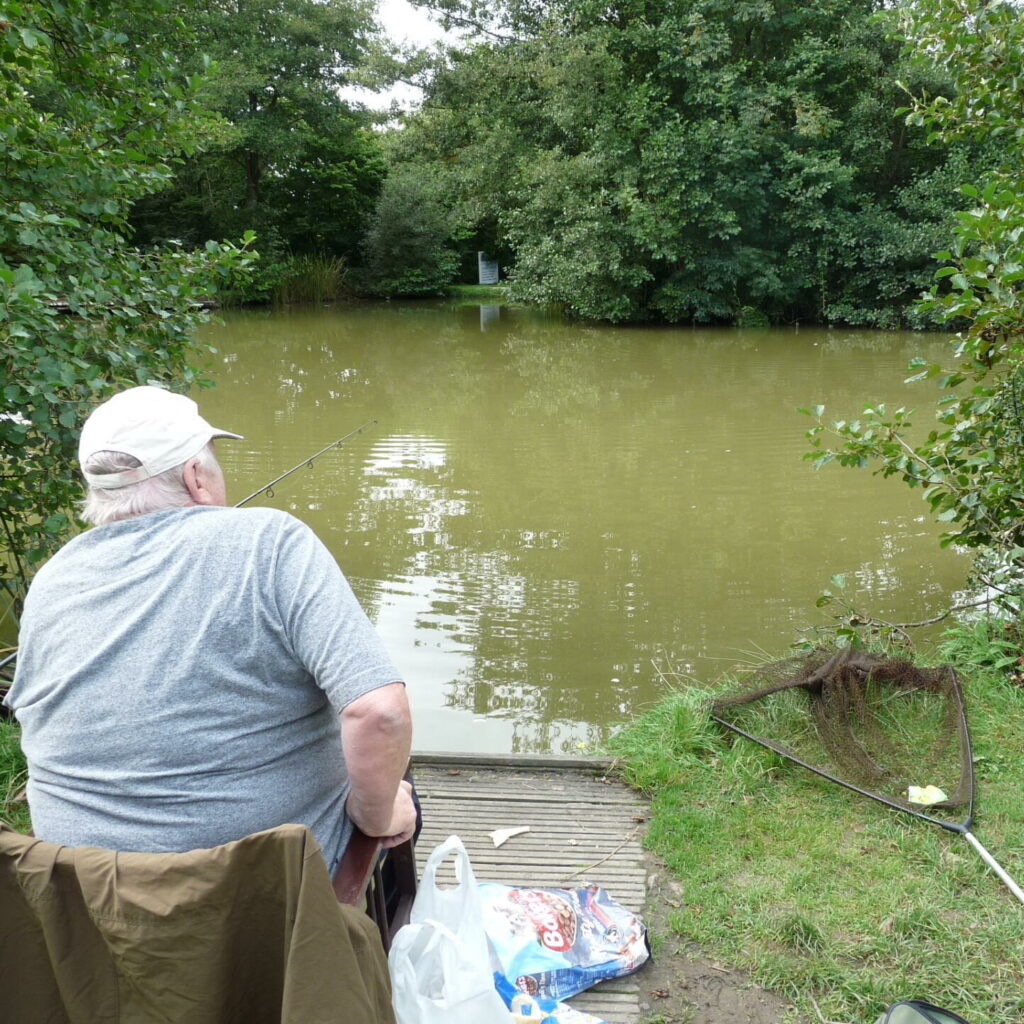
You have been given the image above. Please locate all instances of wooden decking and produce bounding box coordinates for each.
[411,753,651,1024]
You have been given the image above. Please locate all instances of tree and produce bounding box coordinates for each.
[391,0,977,325]
[360,166,461,296]
[805,0,1024,597]
[127,0,387,287]
[0,0,253,616]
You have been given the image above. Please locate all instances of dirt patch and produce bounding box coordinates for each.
[634,851,803,1024]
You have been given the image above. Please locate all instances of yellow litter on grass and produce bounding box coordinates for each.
[906,785,948,806]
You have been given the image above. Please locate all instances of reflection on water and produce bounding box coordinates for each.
[198,303,969,754]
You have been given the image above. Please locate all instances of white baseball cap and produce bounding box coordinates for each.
[79,386,243,489]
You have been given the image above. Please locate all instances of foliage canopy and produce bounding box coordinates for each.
[390,0,983,324]
[128,0,387,301]
[0,0,253,617]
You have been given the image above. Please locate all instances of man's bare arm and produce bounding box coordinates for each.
[341,682,415,844]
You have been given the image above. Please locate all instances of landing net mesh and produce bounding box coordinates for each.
[710,648,973,824]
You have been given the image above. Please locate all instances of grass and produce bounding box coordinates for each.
[608,632,1024,1024]
[0,717,29,833]
[447,283,510,302]
[271,254,351,306]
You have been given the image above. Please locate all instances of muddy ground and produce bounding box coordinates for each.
[635,853,806,1024]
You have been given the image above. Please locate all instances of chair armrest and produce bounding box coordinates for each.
[332,826,381,905]
[383,837,417,936]
[332,827,418,952]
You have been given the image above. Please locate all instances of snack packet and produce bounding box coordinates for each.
[479,882,649,1002]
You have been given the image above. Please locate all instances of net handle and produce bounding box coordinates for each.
[963,831,1024,906]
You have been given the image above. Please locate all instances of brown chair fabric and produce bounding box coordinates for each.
[0,823,396,1024]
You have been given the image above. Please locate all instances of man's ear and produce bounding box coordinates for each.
[183,457,216,506]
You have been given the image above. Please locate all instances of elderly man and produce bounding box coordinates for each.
[4,385,416,875]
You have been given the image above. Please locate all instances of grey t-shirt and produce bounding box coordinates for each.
[5,505,402,873]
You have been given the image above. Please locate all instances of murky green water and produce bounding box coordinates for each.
[198,301,969,754]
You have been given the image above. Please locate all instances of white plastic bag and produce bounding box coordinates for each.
[388,835,511,1024]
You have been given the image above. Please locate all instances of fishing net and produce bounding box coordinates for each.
[710,647,974,828]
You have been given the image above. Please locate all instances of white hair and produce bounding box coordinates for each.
[80,443,220,526]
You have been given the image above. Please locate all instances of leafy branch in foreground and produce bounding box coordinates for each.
[800,572,994,650]
[0,1,255,617]
[803,1,1024,598]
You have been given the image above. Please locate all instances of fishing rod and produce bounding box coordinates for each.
[234,419,378,508]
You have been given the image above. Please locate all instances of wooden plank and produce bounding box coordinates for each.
[418,805,642,818]
[414,831,644,853]
[416,788,644,808]
[416,781,636,795]
[414,770,639,790]
[416,850,647,871]
[416,793,643,810]
[414,750,616,770]
[414,776,638,793]
[411,758,650,1024]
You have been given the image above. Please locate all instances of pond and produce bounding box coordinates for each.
[197,300,970,755]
